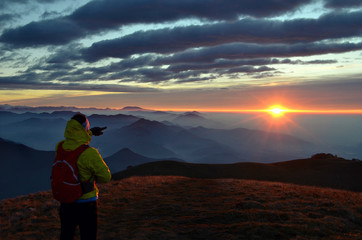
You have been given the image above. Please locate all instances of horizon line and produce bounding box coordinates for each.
[151,108,362,114]
[2,104,362,114]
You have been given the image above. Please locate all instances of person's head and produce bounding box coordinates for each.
[71,113,90,132]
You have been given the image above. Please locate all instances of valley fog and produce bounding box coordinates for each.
[202,112,362,147]
[0,108,361,161]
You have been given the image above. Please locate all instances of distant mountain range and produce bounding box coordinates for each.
[92,118,317,162]
[0,109,355,162]
[0,104,112,113]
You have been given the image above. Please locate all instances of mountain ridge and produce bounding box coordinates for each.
[104,147,183,173]
[112,154,362,192]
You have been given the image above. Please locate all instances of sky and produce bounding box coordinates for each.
[0,0,362,111]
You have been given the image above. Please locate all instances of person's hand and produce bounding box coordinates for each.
[90,126,107,136]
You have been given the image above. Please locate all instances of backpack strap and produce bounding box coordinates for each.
[55,140,65,156]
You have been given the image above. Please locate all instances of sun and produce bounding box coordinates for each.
[266,105,288,117]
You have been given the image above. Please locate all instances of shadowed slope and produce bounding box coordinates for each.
[113,155,362,192]
[0,138,54,200]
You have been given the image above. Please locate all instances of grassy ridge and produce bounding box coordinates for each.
[1,176,361,239]
[113,156,362,192]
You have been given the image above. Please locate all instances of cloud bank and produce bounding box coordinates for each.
[0,0,361,105]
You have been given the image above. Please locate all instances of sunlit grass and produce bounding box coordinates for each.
[1,176,361,239]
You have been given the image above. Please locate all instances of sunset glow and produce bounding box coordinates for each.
[151,107,362,115]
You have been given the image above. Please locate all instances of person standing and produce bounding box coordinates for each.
[55,113,111,240]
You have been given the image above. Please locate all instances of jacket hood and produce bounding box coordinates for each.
[64,119,91,146]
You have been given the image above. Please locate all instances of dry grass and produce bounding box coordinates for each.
[1,176,361,239]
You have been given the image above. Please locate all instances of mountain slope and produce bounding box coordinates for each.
[1,176,361,239]
[113,154,362,192]
[0,138,54,200]
[104,148,181,173]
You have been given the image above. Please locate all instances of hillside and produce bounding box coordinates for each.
[113,154,362,192]
[105,147,182,173]
[0,138,54,200]
[1,176,361,239]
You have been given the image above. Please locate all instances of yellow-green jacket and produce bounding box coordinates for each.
[56,119,111,200]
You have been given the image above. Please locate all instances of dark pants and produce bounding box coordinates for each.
[59,201,98,240]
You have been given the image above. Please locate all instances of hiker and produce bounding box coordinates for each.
[54,113,111,240]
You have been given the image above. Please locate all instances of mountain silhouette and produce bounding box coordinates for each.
[173,111,208,127]
[121,106,146,111]
[104,147,182,173]
[88,113,139,129]
[0,111,52,125]
[113,154,362,192]
[0,138,54,200]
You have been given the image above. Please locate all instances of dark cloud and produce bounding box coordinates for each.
[81,11,362,62]
[1,0,312,47]
[0,0,62,9]
[324,0,362,8]
[0,73,158,92]
[303,60,337,64]
[172,42,362,63]
[160,41,362,64]
[35,45,342,85]
[0,13,17,32]
[102,62,278,83]
[0,0,27,8]
[7,39,345,87]
[166,58,336,73]
[41,10,63,20]
[0,14,14,24]
[70,0,311,29]
[226,66,276,74]
[36,0,63,3]
[176,76,216,84]
[167,59,275,73]
[46,43,83,63]
[0,18,85,47]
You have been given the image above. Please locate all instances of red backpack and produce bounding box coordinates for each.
[51,141,89,203]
